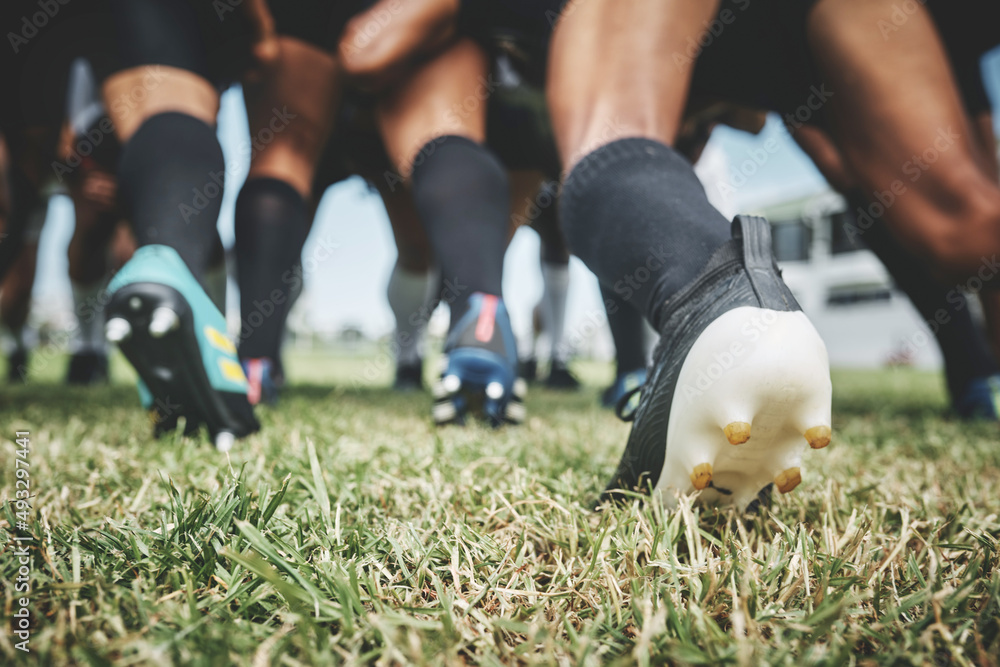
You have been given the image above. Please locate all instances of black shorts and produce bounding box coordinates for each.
[104,0,376,90]
[691,0,997,126]
[486,84,560,179]
[312,93,391,193]
[458,0,565,86]
[268,0,375,52]
[107,0,255,88]
[691,0,825,125]
[0,0,115,159]
[312,80,560,196]
[458,0,823,118]
[928,0,1000,115]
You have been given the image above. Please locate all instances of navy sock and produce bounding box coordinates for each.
[234,177,309,360]
[559,138,730,328]
[410,135,509,323]
[117,112,225,280]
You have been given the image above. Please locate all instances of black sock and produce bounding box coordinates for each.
[847,193,999,399]
[0,168,42,281]
[535,180,569,264]
[234,177,309,360]
[559,138,730,328]
[601,283,648,375]
[117,112,225,280]
[410,135,508,322]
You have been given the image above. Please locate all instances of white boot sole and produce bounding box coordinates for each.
[655,306,832,508]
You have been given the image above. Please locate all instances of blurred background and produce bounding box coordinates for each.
[18,50,1000,373]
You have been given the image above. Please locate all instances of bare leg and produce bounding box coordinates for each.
[103,67,218,144]
[1,241,38,382]
[242,37,341,197]
[67,168,119,285]
[508,169,547,242]
[547,0,730,321]
[969,110,1000,362]
[377,181,432,274]
[549,0,831,505]
[63,164,120,381]
[98,0,259,442]
[377,38,489,178]
[377,38,522,425]
[235,37,340,375]
[339,0,460,92]
[0,136,12,283]
[377,181,436,388]
[375,37,505,317]
[792,123,1000,412]
[808,0,1000,278]
[548,0,721,170]
[1,243,37,337]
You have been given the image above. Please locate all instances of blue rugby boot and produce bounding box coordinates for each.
[105,245,259,450]
[603,216,832,509]
[433,293,526,427]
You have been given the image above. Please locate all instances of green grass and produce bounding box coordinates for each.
[2,349,999,665]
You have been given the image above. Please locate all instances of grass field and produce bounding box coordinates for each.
[2,348,999,665]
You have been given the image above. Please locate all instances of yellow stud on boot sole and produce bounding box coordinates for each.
[724,421,751,445]
[805,425,831,450]
[775,468,802,494]
[690,463,713,490]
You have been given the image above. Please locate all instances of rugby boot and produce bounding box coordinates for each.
[603,216,832,509]
[433,293,526,427]
[105,245,259,450]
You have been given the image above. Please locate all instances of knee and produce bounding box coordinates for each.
[921,172,1000,277]
[103,67,219,143]
[338,0,458,92]
[338,12,407,92]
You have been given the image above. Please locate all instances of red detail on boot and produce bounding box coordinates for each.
[475,295,498,343]
[246,359,263,405]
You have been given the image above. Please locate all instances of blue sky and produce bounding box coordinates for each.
[31,48,1000,344]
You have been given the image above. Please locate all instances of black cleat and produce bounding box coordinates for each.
[545,360,581,390]
[393,360,424,392]
[6,349,28,383]
[519,357,538,383]
[66,351,109,385]
[106,245,259,449]
[602,216,832,509]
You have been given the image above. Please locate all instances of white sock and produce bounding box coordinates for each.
[387,261,433,366]
[71,279,108,354]
[540,262,570,362]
